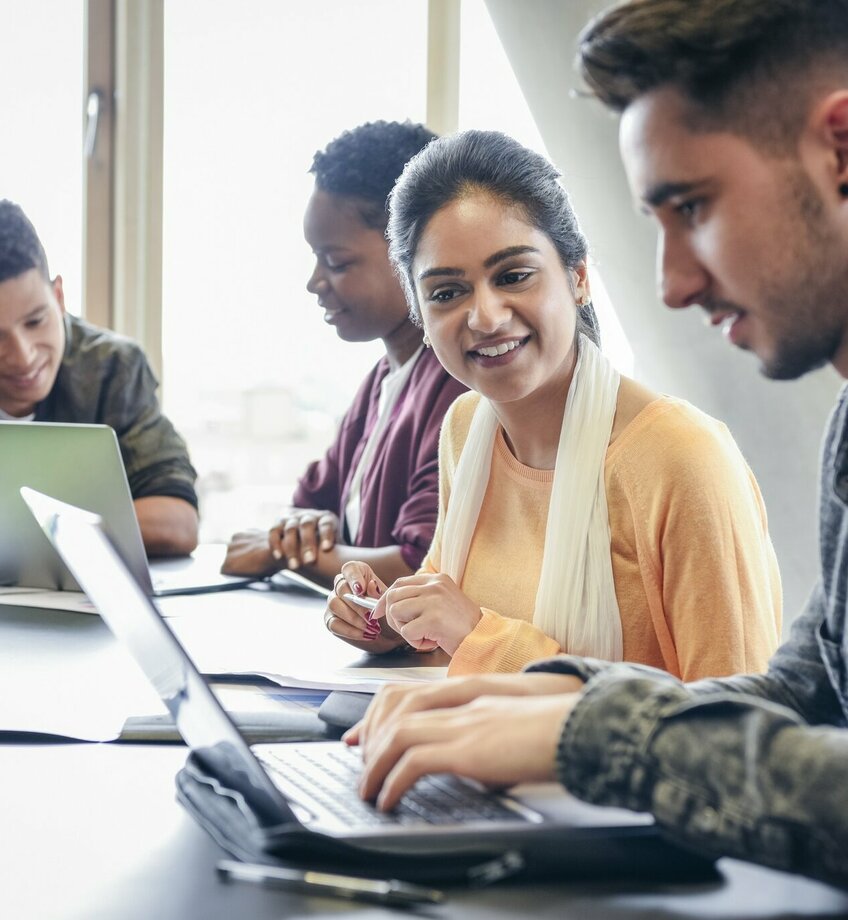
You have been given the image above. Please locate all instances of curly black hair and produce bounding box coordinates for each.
[0,200,49,284]
[310,120,437,229]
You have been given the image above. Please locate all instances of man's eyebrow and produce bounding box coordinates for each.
[417,245,541,282]
[643,180,708,209]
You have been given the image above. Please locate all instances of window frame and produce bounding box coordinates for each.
[83,0,459,392]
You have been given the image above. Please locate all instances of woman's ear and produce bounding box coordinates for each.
[570,262,590,305]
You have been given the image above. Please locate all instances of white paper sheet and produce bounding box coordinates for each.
[251,665,448,694]
[0,588,96,614]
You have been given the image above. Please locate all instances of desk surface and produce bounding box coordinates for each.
[2,589,847,919]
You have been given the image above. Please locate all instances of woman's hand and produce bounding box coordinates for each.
[357,692,582,812]
[344,672,584,757]
[322,561,406,654]
[376,572,482,655]
[270,508,340,570]
[221,529,281,576]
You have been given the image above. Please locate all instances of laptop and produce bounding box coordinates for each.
[21,487,694,874]
[0,421,254,596]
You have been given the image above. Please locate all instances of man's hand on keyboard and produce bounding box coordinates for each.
[355,692,581,812]
[344,672,583,760]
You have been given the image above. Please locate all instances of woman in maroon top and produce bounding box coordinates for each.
[223,121,467,586]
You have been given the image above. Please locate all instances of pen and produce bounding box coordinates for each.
[343,592,379,611]
[273,568,333,597]
[216,859,445,906]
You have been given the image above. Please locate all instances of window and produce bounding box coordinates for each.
[0,0,84,313]
[162,0,429,540]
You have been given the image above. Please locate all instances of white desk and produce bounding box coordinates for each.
[0,584,430,740]
[2,590,847,919]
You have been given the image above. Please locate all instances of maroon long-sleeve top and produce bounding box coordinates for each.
[292,348,467,569]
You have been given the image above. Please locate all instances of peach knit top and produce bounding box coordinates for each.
[421,392,782,680]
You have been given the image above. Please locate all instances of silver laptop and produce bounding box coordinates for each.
[0,421,253,596]
[21,486,659,857]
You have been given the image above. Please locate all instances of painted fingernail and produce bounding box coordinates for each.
[375,585,382,595]
[321,539,333,551]
[272,549,282,560]
[302,550,315,564]
[352,582,363,595]
[288,557,300,571]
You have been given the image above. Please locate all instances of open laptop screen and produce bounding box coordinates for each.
[0,422,153,591]
[20,486,293,825]
[2,422,256,597]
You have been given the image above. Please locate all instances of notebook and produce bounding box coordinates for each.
[21,486,679,867]
[0,421,254,596]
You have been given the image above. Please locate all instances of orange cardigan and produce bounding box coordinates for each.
[422,392,782,680]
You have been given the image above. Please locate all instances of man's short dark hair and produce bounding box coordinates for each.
[310,120,438,229]
[578,0,848,152]
[0,200,50,284]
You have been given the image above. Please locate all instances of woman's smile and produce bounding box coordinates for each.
[467,334,531,366]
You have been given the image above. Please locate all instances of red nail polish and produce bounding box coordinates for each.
[353,582,363,595]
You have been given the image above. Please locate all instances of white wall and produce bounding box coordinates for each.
[485,0,841,629]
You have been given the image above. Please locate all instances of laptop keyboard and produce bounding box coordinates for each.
[256,744,531,828]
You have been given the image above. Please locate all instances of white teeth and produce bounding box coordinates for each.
[476,340,521,358]
[721,314,740,337]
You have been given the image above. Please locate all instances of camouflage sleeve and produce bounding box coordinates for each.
[557,668,848,886]
[102,349,198,508]
[535,590,848,887]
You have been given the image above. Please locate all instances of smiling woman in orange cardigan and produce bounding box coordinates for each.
[419,390,780,679]
[322,130,780,680]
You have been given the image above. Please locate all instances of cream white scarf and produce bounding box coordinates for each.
[441,334,623,660]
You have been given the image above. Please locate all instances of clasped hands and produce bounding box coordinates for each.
[324,561,484,655]
[222,507,340,576]
[342,673,585,811]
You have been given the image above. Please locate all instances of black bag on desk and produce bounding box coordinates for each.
[174,746,719,887]
[175,752,526,885]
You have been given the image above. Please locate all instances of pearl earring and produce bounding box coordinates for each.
[423,334,431,348]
